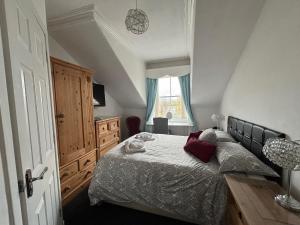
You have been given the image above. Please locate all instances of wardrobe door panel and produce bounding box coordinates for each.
[53,64,86,164]
[81,73,95,154]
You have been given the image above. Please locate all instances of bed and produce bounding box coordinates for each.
[88,116,285,225]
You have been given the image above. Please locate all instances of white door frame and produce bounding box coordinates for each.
[0,13,23,225]
[0,0,63,224]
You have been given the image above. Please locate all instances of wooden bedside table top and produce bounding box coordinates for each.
[225,174,300,225]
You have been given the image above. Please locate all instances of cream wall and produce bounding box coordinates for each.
[220,0,300,200]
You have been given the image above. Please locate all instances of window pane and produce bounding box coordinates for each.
[155,96,169,117]
[171,77,181,96]
[158,77,170,97]
[170,97,186,120]
[152,76,189,124]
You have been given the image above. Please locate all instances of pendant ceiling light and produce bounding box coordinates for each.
[125,0,149,35]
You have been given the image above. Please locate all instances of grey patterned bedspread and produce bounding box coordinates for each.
[88,134,227,225]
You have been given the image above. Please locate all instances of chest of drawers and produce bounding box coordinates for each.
[95,117,121,158]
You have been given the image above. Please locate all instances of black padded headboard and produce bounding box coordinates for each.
[227,116,285,182]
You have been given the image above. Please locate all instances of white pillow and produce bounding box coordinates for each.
[199,128,217,145]
[215,130,236,143]
[216,142,279,177]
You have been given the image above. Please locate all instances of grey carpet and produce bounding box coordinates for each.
[63,188,195,225]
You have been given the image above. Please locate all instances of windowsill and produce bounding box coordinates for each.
[146,122,193,127]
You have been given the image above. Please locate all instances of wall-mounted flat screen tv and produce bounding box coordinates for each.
[93,83,106,107]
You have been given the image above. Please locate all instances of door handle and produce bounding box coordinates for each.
[32,167,48,181]
[25,167,48,198]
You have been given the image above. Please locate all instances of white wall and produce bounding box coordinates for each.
[48,35,124,121]
[191,0,265,106]
[193,104,220,130]
[94,91,123,118]
[220,0,300,200]
[48,35,78,64]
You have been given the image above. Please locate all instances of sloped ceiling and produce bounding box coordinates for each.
[48,5,146,107]
[49,7,146,107]
[46,0,266,108]
[46,0,191,62]
[46,0,192,108]
[191,0,265,106]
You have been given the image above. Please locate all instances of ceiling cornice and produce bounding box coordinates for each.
[47,4,138,58]
[47,4,96,31]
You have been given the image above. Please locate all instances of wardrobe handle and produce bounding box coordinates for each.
[56,113,64,119]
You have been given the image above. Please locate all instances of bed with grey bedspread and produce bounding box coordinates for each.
[88,134,227,225]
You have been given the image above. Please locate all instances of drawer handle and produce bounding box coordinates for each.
[62,186,71,193]
[61,172,69,179]
[84,171,92,179]
[84,159,91,166]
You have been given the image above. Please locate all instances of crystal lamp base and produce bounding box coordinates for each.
[275,194,300,212]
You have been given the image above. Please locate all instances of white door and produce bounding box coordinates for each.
[1,0,62,224]
[0,155,10,225]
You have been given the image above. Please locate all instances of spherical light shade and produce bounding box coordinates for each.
[263,138,300,170]
[125,9,149,35]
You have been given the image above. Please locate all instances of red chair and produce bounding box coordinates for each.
[126,116,141,137]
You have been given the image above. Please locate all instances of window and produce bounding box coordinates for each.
[152,76,189,124]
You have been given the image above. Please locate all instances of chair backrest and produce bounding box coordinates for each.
[126,116,141,136]
[153,117,168,134]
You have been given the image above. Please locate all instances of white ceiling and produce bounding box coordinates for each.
[46,0,266,109]
[46,0,190,62]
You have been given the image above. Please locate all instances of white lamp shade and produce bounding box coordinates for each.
[211,114,218,122]
[166,112,173,120]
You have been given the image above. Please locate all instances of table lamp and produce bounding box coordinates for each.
[262,138,300,211]
[166,112,173,120]
[211,114,224,130]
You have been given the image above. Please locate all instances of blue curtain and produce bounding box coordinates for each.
[145,78,158,130]
[178,74,198,130]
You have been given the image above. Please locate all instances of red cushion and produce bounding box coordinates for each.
[184,139,216,163]
[186,131,202,143]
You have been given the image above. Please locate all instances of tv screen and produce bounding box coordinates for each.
[93,83,106,107]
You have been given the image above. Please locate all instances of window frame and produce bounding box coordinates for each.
[149,76,190,125]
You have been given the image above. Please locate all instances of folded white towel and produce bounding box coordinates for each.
[135,132,155,141]
[124,140,146,153]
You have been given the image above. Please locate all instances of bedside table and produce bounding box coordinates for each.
[225,175,300,225]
